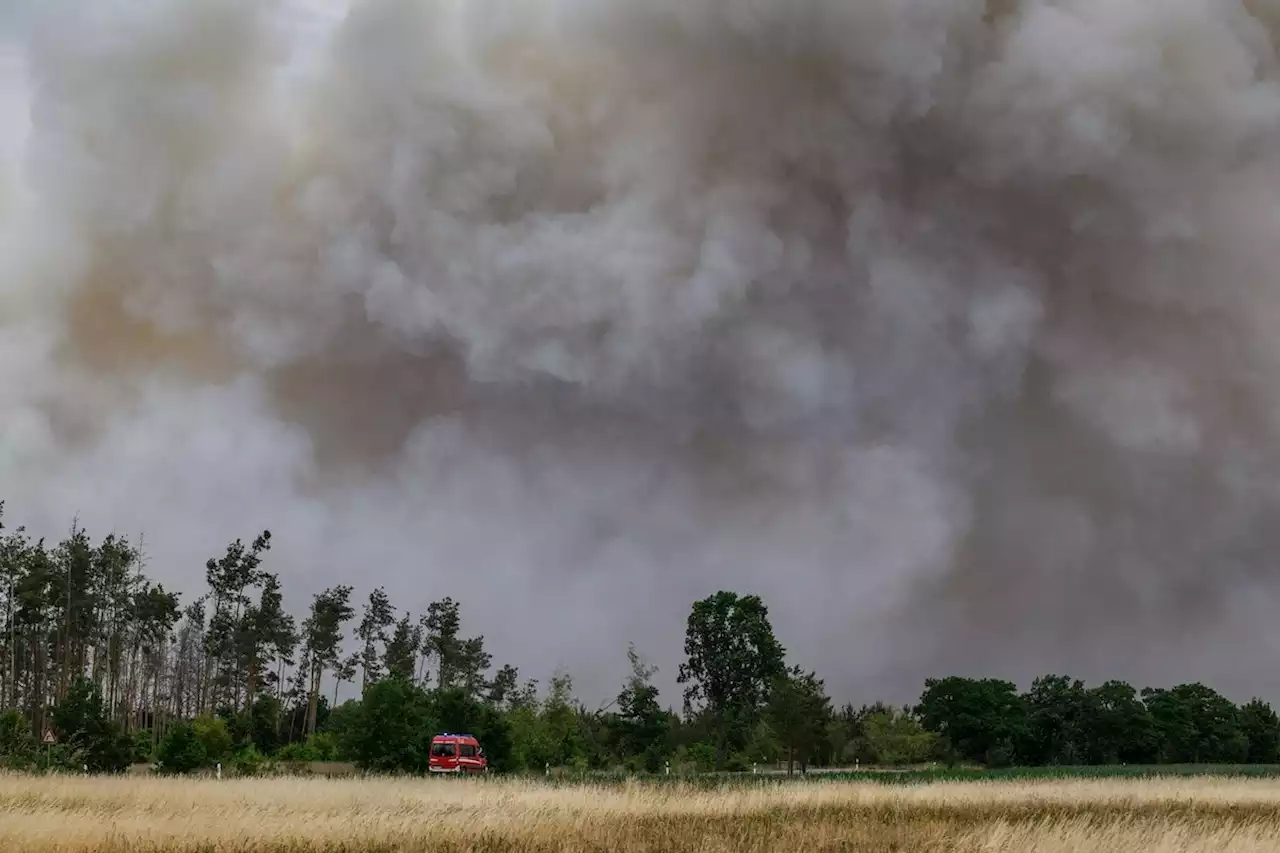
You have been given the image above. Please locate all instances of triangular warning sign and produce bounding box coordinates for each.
[41,729,55,745]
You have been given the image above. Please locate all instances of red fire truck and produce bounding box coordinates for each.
[428,732,488,774]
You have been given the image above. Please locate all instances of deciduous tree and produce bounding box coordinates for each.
[677,590,785,770]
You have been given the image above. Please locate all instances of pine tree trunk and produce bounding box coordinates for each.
[33,627,47,735]
[306,663,320,736]
[245,657,258,715]
[714,710,726,771]
[233,600,243,712]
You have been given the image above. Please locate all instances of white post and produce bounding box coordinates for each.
[665,761,670,776]
[545,763,549,776]
[216,762,222,780]
[752,763,757,775]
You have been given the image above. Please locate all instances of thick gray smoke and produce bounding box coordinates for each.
[4,0,1280,706]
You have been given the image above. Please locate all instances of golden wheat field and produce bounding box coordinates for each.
[2,773,1280,852]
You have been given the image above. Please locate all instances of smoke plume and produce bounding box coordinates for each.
[4,0,1280,704]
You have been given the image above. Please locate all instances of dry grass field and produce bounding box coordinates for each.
[2,773,1280,852]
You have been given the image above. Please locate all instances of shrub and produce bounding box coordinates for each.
[0,710,37,769]
[232,745,267,776]
[191,715,233,765]
[156,721,207,774]
[132,729,155,764]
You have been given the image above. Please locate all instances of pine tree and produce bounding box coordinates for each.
[383,615,418,682]
[300,586,355,736]
[357,588,395,691]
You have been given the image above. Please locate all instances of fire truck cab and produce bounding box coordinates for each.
[428,732,487,774]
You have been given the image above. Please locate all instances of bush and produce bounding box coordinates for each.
[985,738,1018,769]
[276,740,316,762]
[857,709,937,766]
[36,742,85,773]
[737,720,782,766]
[232,745,267,776]
[673,743,717,773]
[132,729,155,764]
[277,733,340,763]
[191,715,233,765]
[0,710,38,769]
[50,677,133,772]
[156,721,207,774]
[307,732,339,761]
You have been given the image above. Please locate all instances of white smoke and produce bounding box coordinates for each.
[5,0,1280,705]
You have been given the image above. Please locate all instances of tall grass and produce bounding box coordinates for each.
[814,763,1280,784]
[532,763,1280,788]
[2,772,1280,851]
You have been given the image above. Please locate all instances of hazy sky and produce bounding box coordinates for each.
[5,0,1280,710]
[0,35,27,169]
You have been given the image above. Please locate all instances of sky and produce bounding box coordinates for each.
[5,0,1280,711]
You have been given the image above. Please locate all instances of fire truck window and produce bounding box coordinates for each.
[431,743,455,757]
[459,744,476,757]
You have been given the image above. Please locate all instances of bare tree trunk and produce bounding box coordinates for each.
[714,711,727,772]
[33,627,47,735]
[245,666,257,715]
[306,661,320,736]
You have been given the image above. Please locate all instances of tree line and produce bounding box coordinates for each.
[0,501,1277,775]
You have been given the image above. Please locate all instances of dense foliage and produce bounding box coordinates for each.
[1,500,1277,775]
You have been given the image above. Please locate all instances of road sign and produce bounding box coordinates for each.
[41,728,55,745]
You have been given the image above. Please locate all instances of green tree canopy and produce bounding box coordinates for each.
[916,676,1027,766]
[766,666,832,775]
[677,590,785,770]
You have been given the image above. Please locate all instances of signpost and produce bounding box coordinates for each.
[42,727,55,770]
